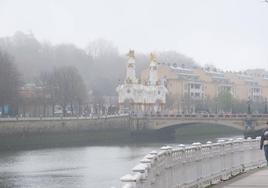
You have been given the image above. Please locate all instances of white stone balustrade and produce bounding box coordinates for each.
[120,137,266,188]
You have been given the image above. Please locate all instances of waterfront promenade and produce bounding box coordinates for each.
[213,168,268,188]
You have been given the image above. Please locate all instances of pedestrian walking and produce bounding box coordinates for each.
[260,123,268,166]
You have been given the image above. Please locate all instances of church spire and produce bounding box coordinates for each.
[125,50,138,84]
[148,52,158,85]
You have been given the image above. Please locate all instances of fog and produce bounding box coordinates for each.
[1,0,268,116]
[0,0,268,71]
[1,1,268,187]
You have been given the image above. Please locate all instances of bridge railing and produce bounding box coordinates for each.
[120,137,266,188]
[0,114,129,122]
[132,113,268,119]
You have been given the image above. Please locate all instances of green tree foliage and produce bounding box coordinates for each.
[216,90,234,112]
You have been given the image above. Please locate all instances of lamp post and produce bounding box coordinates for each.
[265,98,267,114]
[215,98,218,114]
[247,97,251,114]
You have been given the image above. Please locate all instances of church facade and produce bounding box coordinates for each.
[116,50,168,113]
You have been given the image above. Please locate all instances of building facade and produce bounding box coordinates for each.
[141,62,268,113]
[116,51,168,113]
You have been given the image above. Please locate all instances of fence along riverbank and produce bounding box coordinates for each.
[120,137,266,188]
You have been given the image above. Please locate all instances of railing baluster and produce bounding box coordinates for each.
[120,138,266,188]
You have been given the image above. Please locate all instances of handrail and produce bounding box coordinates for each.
[0,114,129,122]
[130,113,268,119]
[120,137,266,188]
[1,113,268,122]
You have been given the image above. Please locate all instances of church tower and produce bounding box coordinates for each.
[148,53,158,85]
[125,50,138,84]
[117,50,167,114]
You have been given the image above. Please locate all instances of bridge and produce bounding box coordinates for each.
[120,137,266,188]
[0,113,268,136]
[129,114,268,133]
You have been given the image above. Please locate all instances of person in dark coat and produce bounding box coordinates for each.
[260,123,268,166]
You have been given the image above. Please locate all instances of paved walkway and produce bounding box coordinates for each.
[213,168,268,188]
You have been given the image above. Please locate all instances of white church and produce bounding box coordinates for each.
[116,50,168,113]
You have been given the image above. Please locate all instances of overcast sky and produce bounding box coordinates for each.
[0,0,268,71]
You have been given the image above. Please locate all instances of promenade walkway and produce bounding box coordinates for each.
[214,168,268,188]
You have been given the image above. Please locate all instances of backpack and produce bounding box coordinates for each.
[263,129,268,140]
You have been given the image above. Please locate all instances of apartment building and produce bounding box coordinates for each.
[141,64,204,113]
[194,66,235,99]
[141,63,268,113]
[225,72,262,102]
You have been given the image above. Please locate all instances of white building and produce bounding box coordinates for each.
[116,51,168,113]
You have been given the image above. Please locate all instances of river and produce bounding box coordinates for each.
[0,125,242,188]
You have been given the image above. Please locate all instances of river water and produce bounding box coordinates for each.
[0,128,242,188]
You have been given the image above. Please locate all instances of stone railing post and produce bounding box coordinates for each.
[200,141,213,187]
[222,139,232,180]
[159,146,173,188]
[120,174,138,188]
[192,142,202,187]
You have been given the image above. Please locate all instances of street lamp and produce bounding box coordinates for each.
[265,98,267,114]
[247,97,251,114]
[215,98,218,114]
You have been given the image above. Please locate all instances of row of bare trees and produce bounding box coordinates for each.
[0,50,21,115]
[36,66,88,116]
[1,48,88,117]
[0,32,198,96]
[0,31,200,116]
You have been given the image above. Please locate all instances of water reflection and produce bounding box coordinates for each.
[0,133,242,188]
[0,146,160,188]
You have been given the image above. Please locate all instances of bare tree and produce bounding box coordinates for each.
[48,66,88,116]
[0,50,21,115]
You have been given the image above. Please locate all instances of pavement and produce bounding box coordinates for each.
[212,168,268,188]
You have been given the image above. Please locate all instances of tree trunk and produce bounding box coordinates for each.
[52,103,55,117]
[78,102,82,115]
[43,103,46,117]
[62,104,66,117]
[71,102,74,116]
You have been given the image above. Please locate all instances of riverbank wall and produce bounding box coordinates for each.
[0,117,130,136]
[0,117,134,150]
[0,117,255,151]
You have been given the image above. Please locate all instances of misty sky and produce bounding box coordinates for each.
[0,0,268,71]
